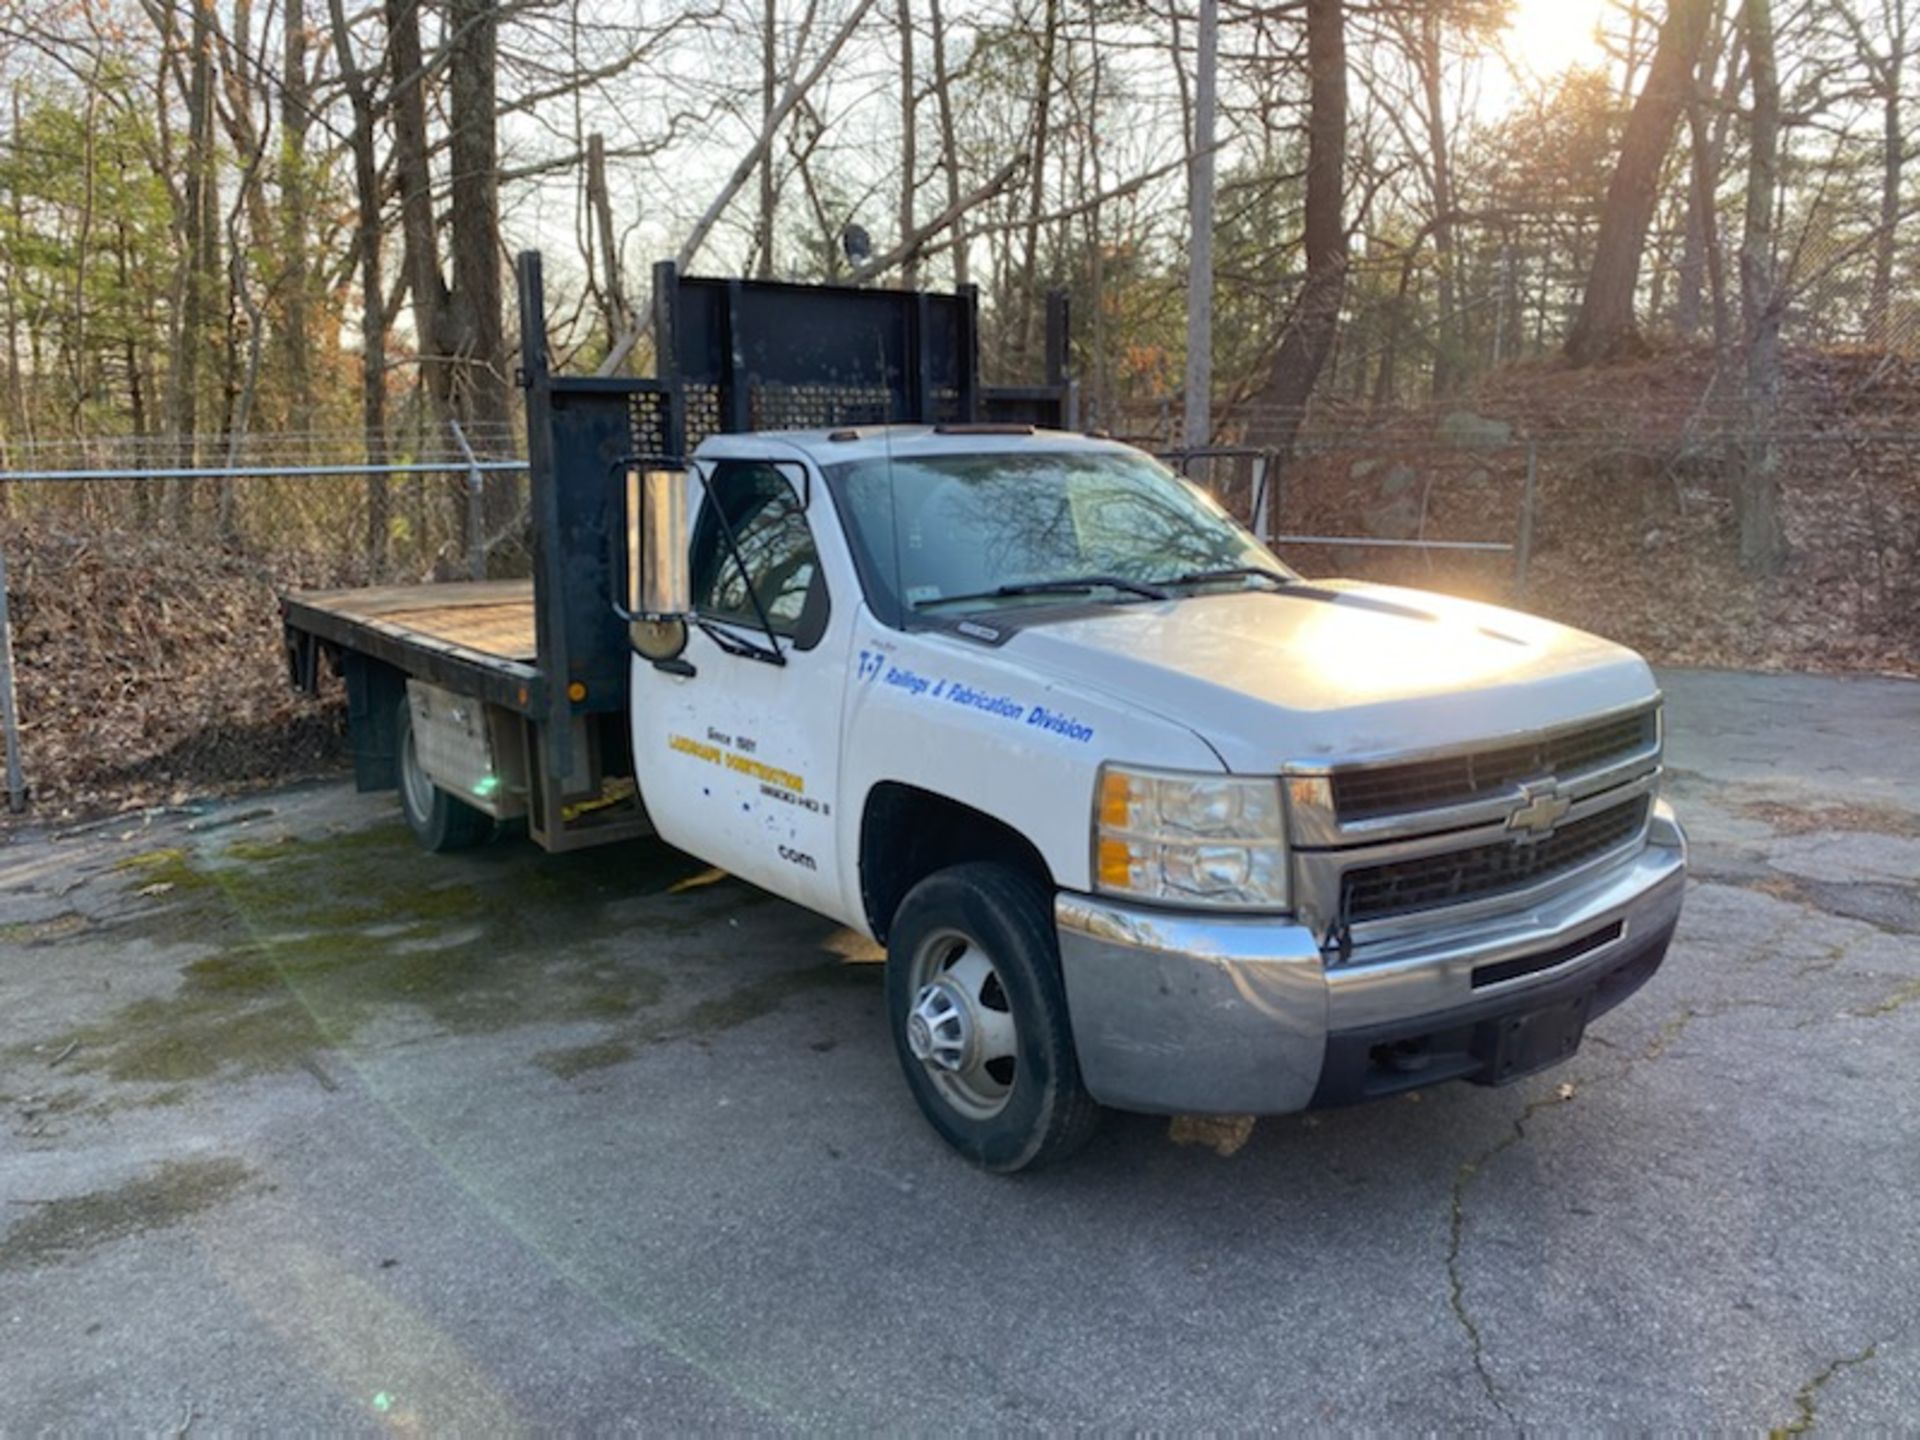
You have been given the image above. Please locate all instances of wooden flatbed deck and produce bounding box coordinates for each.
[290,580,537,661]
[283,580,544,710]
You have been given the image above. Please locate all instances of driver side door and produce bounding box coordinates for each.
[629,457,853,917]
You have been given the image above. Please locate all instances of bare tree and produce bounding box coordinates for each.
[388,0,512,559]
[756,0,777,280]
[1566,0,1715,364]
[1244,0,1346,467]
[326,0,391,573]
[927,0,967,286]
[279,0,315,438]
[1184,0,1217,449]
[1737,0,1787,574]
[898,0,918,289]
[1674,2,1738,348]
[1016,0,1059,362]
[1832,0,1913,343]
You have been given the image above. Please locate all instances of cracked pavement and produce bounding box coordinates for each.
[2,667,1918,1430]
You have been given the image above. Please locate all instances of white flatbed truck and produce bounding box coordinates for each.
[283,254,1686,1171]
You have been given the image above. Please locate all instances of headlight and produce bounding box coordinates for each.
[1094,764,1288,910]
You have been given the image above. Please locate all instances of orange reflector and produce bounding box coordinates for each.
[1288,775,1330,812]
[1097,838,1135,889]
[1099,771,1135,831]
[567,681,588,703]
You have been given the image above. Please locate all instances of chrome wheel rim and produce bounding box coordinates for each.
[906,927,1018,1120]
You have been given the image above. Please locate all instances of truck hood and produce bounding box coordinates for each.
[999,582,1657,773]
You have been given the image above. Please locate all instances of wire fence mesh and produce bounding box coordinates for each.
[1,406,1917,817]
[0,425,532,589]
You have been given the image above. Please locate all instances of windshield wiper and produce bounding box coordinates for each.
[1163,565,1295,590]
[915,574,1172,610]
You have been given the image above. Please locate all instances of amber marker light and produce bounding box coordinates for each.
[1097,837,1137,890]
[1287,775,1332,813]
[1099,769,1138,830]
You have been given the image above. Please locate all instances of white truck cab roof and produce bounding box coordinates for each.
[691,424,1134,469]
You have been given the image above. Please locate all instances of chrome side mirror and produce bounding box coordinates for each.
[623,464,690,662]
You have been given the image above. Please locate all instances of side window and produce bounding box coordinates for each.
[690,461,829,648]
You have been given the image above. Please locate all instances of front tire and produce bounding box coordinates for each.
[395,696,494,853]
[886,863,1101,1172]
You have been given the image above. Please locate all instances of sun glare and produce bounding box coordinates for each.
[1503,0,1611,80]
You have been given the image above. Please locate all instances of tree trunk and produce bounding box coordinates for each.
[586,133,630,352]
[1870,78,1901,343]
[1084,0,1107,426]
[387,0,510,564]
[1674,93,1711,338]
[1244,0,1346,469]
[385,0,451,417]
[279,0,314,441]
[1736,0,1786,575]
[447,0,511,552]
[757,0,776,280]
[1414,10,1460,396]
[928,0,967,286]
[1183,0,1216,450]
[1016,0,1059,364]
[328,0,389,575]
[1566,0,1715,364]
[898,0,918,290]
[167,0,221,528]
[2,88,25,464]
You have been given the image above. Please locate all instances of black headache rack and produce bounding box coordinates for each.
[516,249,1073,791]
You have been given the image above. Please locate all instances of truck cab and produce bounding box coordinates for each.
[621,425,1685,1171]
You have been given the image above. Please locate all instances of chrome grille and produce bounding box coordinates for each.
[1329,707,1658,824]
[1338,795,1651,926]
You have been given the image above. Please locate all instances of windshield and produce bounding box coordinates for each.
[828,448,1291,620]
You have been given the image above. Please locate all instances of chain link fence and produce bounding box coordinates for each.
[0,425,531,814]
[0,424,530,590]
[3,408,1917,816]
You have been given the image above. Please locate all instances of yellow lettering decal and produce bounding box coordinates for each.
[669,734,723,764]
[724,751,805,794]
[668,733,805,794]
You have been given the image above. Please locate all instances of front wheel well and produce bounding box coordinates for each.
[859,782,1055,943]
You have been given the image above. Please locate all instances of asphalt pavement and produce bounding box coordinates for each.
[2,667,1917,1431]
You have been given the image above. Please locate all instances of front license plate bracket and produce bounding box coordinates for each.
[1474,993,1592,1085]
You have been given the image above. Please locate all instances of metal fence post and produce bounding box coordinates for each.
[450,419,486,581]
[1514,440,1538,595]
[0,538,26,812]
[1251,451,1272,543]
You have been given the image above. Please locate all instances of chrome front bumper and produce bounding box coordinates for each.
[1055,800,1688,1115]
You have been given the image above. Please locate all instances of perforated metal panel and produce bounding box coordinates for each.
[627,387,671,459]
[682,383,722,451]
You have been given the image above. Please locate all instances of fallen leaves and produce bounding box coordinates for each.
[0,521,349,822]
[1273,342,1920,679]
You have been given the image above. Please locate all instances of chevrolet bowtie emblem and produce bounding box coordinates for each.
[1508,781,1572,838]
